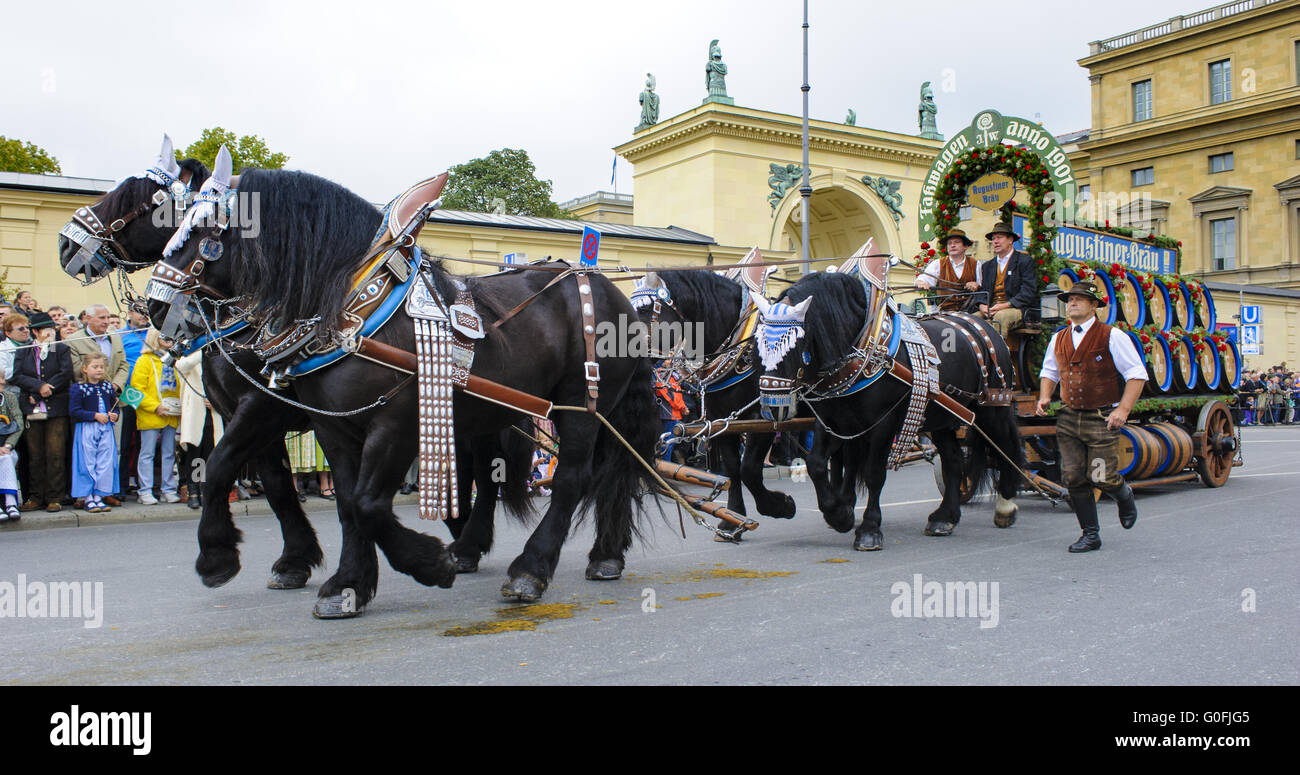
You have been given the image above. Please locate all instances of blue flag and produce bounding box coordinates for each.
[580,226,600,268]
[610,157,617,185]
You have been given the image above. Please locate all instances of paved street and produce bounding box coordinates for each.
[1,427,1296,685]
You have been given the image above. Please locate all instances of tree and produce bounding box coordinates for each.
[177,127,289,171]
[0,136,61,174]
[442,148,571,218]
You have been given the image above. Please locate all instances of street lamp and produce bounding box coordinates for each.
[1037,283,1066,326]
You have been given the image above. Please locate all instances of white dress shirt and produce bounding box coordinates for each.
[1040,316,1148,387]
[917,255,981,289]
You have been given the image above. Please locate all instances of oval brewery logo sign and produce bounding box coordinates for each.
[966,172,1016,211]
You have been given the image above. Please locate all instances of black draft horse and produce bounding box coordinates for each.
[633,270,796,520]
[755,271,1025,550]
[152,166,659,614]
[55,139,328,589]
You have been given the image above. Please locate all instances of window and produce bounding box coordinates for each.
[1210,59,1232,105]
[1210,152,1234,173]
[1131,167,1154,186]
[1210,217,1236,270]
[1132,80,1152,122]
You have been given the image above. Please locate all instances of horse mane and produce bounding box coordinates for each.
[230,168,383,330]
[657,270,744,351]
[780,272,867,372]
[178,158,210,188]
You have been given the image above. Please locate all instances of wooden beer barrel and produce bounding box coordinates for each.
[1146,421,1194,475]
[1169,335,1200,393]
[1128,331,1173,394]
[1117,425,1164,479]
[1168,281,1192,329]
[1220,339,1242,390]
[1115,270,1147,328]
[1197,339,1222,391]
[1191,283,1217,329]
[1146,277,1173,332]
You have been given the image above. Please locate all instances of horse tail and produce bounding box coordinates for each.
[967,404,1026,497]
[581,355,660,549]
[497,417,537,521]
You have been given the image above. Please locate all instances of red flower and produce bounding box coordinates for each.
[1008,200,1016,209]
[1140,334,1150,343]
[920,242,930,250]
[927,249,936,257]
[1177,241,1182,246]
[1037,258,1045,265]
[1105,220,1110,227]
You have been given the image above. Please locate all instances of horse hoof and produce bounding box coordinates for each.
[452,553,480,574]
[585,558,624,581]
[196,551,241,588]
[924,521,956,537]
[501,573,548,602]
[199,566,239,589]
[760,494,797,520]
[312,595,363,619]
[853,531,883,551]
[266,569,309,590]
[824,506,855,534]
[993,509,1018,529]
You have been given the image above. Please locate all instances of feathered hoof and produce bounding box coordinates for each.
[196,549,241,588]
[824,505,856,534]
[853,530,884,551]
[759,493,797,520]
[924,521,956,537]
[266,569,309,590]
[452,552,480,574]
[501,573,548,602]
[993,510,1018,529]
[585,558,624,581]
[312,595,363,619]
[994,497,1018,528]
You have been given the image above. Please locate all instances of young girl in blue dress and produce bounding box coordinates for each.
[70,352,119,513]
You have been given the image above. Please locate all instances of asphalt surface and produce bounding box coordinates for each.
[1,426,1296,685]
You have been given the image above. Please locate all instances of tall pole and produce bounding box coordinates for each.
[800,0,811,274]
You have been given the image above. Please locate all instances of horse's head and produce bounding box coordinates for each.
[632,272,688,359]
[59,134,208,284]
[753,272,870,422]
[753,293,814,422]
[147,145,238,344]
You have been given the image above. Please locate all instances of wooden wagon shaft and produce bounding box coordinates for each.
[655,484,758,532]
[353,336,554,418]
[653,460,731,490]
[672,417,817,437]
[1129,472,1199,488]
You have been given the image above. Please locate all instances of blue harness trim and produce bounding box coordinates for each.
[705,366,755,393]
[286,246,422,377]
[828,308,904,398]
[185,318,249,356]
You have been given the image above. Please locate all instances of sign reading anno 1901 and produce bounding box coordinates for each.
[966,173,1016,211]
[1012,214,1177,274]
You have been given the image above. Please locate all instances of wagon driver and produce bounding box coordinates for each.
[1035,280,1146,553]
[915,227,981,312]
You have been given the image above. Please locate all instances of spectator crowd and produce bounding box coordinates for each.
[0,290,334,523]
[1237,365,1297,425]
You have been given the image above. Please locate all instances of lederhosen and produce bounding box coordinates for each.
[1054,322,1125,493]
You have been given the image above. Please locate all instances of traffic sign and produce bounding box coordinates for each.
[1241,305,1260,325]
[579,226,600,268]
[1241,325,1260,345]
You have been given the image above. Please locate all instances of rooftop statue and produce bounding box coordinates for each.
[919,81,942,140]
[704,39,734,105]
[637,73,660,131]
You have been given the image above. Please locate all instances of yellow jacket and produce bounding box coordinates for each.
[129,350,180,430]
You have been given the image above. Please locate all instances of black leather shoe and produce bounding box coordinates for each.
[1114,483,1137,529]
[1068,490,1102,553]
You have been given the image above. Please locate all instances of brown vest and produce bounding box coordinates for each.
[1056,322,1124,409]
[937,257,977,312]
[994,261,1009,304]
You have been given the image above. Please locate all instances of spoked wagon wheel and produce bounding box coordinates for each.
[932,446,979,504]
[1195,399,1236,487]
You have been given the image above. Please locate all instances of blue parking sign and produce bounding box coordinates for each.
[579,226,600,268]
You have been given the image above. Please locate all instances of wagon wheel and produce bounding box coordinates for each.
[1195,400,1236,488]
[932,446,979,504]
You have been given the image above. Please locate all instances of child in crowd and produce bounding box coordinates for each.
[0,371,25,520]
[130,330,181,504]
[69,352,119,513]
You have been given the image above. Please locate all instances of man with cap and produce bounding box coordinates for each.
[1035,281,1147,552]
[976,222,1037,336]
[916,228,981,312]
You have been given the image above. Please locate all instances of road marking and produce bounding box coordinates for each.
[1232,472,1300,478]
[881,498,943,507]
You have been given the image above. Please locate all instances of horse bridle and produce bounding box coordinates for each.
[61,165,196,277]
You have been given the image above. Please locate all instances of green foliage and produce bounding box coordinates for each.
[0,136,61,174]
[442,148,572,218]
[0,267,22,302]
[177,127,288,171]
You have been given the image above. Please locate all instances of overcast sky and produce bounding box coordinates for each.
[2,0,1198,205]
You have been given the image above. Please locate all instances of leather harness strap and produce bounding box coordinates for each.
[576,272,600,412]
[492,267,574,330]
